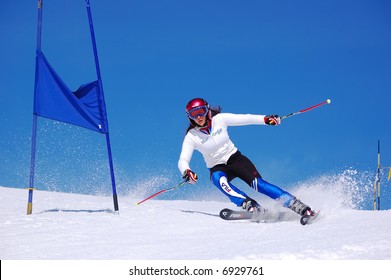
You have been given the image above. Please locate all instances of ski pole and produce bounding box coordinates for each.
[282,99,331,120]
[136,180,187,205]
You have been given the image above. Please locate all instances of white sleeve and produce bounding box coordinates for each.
[178,135,195,175]
[219,113,267,126]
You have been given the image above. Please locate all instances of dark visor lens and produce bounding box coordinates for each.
[188,106,208,120]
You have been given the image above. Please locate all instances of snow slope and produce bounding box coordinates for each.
[1,185,390,260]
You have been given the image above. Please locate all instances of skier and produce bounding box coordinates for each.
[178,97,315,218]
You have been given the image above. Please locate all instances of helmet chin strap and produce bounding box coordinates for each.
[198,119,209,128]
[198,116,211,134]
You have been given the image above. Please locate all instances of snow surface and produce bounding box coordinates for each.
[1,184,391,260]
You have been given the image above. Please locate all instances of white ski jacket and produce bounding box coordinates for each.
[178,113,267,174]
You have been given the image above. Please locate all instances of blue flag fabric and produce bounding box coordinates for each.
[33,50,108,133]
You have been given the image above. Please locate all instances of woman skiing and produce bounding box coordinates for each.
[178,97,315,217]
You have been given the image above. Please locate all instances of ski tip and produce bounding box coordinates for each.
[219,208,232,219]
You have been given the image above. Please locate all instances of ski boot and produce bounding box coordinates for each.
[287,198,312,215]
[242,197,267,214]
[242,197,259,212]
[288,198,317,225]
[241,197,274,221]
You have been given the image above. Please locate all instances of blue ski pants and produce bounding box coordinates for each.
[210,151,294,207]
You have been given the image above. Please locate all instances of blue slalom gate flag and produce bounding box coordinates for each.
[27,0,119,215]
[33,50,108,134]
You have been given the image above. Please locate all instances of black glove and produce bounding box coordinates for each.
[264,115,281,126]
[183,169,198,184]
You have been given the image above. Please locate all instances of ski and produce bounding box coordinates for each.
[220,208,320,225]
[300,211,320,225]
[219,208,297,223]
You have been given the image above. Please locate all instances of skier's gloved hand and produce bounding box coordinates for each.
[264,115,281,126]
[183,169,198,184]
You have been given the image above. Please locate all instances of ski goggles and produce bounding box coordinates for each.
[187,105,209,120]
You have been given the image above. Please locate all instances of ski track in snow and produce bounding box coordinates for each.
[1,186,391,260]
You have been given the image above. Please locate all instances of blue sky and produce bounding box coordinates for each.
[1,1,390,206]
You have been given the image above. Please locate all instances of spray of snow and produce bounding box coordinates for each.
[290,169,373,212]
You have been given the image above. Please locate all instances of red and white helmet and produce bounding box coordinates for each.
[186,98,208,113]
[186,98,210,121]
